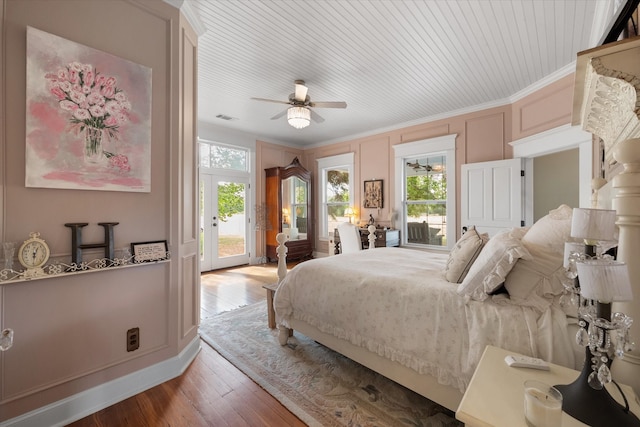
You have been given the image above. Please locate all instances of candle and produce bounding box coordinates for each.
[524,380,563,427]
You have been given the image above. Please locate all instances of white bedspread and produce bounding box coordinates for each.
[274,247,574,392]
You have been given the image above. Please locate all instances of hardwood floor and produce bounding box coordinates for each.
[68,263,306,427]
[200,263,279,319]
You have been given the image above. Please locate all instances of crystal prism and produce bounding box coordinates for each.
[0,328,13,351]
[588,371,603,389]
[625,340,635,352]
[616,338,625,358]
[576,328,588,346]
[597,363,612,385]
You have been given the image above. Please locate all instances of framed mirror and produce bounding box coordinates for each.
[265,157,313,261]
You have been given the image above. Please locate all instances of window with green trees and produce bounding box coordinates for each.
[317,153,354,240]
[217,182,246,222]
[405,154,447,247]
[326,168,350,232]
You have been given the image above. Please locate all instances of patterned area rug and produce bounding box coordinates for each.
[199,303,462,427]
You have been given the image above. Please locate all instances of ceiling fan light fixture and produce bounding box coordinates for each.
[287,106,311,129]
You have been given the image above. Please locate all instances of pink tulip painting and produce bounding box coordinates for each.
[25,27,151,192]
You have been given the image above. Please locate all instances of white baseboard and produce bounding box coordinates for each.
[2,337,201,427]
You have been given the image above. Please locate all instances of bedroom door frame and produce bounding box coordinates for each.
[510,124,593,224]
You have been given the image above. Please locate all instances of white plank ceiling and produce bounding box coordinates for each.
[188,0,617,147]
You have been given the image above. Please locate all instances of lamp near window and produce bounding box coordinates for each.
[344,207,354,224]
[287,107,310,129]
[555,207,639,427]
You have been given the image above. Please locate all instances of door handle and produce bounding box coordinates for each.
[212,216,217,227]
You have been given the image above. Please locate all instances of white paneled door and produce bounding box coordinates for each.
[200,174,250,271]
[461,158,524,237]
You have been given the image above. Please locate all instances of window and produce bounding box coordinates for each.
[317,153,355,239]
[199,140,249,172]
[393,135,456,250]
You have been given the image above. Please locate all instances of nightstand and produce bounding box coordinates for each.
[456,345,640,427]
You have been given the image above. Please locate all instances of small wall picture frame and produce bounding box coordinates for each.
[363,179,383,209]
[131,240,169,263]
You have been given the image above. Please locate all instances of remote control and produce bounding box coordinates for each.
[504,355,550,370]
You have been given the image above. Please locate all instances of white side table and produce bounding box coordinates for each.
[456,345,640,427]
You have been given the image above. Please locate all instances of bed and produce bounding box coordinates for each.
[272,37,640,410]
[273,206,584,411]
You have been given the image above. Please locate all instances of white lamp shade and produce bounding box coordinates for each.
[287,107,310,129]
[576,260,633,303]
[570,208,616,241]
[563,241,585,269]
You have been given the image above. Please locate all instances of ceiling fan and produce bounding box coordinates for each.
[251,80,347,129]
[406,160,444,173]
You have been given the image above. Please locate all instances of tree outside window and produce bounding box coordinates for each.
[405,155,447,247]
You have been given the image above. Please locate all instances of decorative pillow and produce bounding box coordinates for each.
[521,204,573,257]
[457,228,532,301]
[502,205,573,309]
[444,226,488,283]
[503,250,566,311]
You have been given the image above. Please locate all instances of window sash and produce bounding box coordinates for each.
[317,153,354,240]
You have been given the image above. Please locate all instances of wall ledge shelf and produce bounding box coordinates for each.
[0,257,170,285]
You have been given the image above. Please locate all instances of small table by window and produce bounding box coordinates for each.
[456,345,640,427]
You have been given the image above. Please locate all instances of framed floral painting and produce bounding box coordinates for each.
[25,27,152,192]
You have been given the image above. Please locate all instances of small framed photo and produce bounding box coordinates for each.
[131,240,169,263]
[363,179,383,209]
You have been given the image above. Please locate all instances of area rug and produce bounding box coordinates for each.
[199,303,462,427]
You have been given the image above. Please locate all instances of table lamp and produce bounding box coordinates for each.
[344,207,354,224]
[555,208,639,427]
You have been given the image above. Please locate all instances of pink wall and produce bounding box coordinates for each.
[258,76,574,256]
[512,74,575,140]
[0,0,199,422]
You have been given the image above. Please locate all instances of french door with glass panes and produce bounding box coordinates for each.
[200,174,250,271]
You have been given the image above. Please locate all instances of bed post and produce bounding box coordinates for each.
[275,232,292,345]
[367,224,376,249]
[276,232,288,283]
[611,138,640,395]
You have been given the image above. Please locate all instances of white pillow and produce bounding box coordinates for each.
[521,204,573,257]
[443,226,488,283]
[503,250,566,310]
[503,205,573,309]
[457,228,532,301]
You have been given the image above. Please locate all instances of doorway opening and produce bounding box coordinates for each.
[199,141,251,272]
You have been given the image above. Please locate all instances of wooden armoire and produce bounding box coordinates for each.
[264,157,313,261]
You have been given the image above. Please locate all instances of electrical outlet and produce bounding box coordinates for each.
[127,327,140,352]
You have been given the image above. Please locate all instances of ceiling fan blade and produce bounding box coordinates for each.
[251,97,291,105]
[310,109,325,123]
[308,101,347,109]
[270,109,288,120]
[294,80,308,102]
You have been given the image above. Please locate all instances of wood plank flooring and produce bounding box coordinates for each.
[68,263,306,427]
